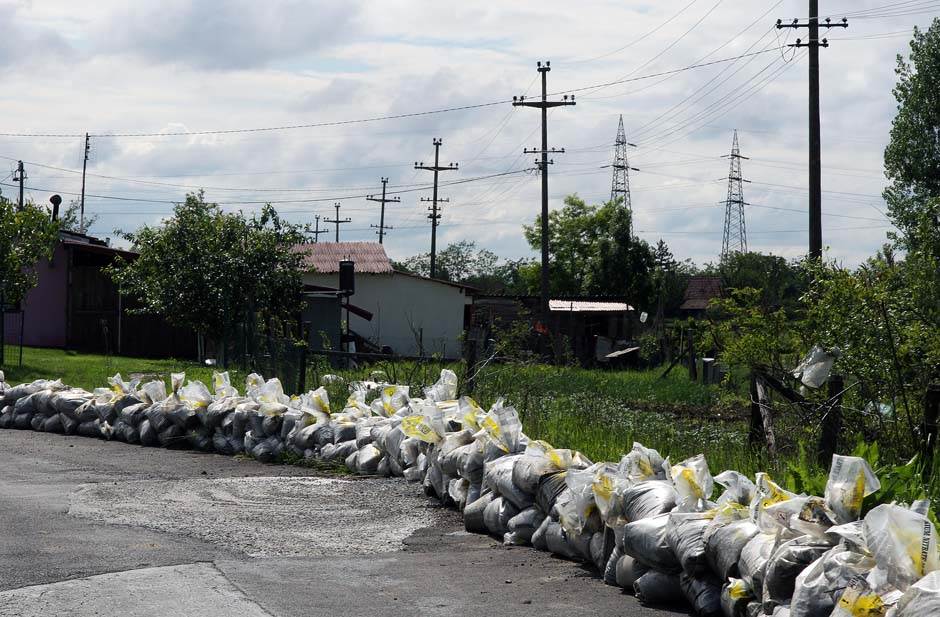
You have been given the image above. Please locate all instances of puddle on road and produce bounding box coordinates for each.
[69,476,437,557]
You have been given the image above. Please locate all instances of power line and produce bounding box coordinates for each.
[721,130,749,258]
[366,177,399,244]
[0,49,787,140]
[0,168,531,207]
[324,202,351,242]
[609,115,637,228]
[414,138,458,278]
[777,2,849,259]
[308,215,328,244]
[514,61,576,322]
[563,0,703,65]
[580,0,726,99]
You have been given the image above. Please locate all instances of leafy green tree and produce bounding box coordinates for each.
[396,240,497,282]
[524,195,613,295]
[524,195,657,306]
[107,192,306,359]
[883,18,940,242]
[0,196,59,307]
[58,200,99,235]
[394,240,531,293]
[706,252,807,312]
[652,239,697,317]
[589,204,656,305]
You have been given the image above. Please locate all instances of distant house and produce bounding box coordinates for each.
[471,294,636,365]
[2,231,196,358]
[297,242,474,358]
[679,275,723,315]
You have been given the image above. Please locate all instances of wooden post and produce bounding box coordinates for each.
[297,323,310,395]
[924,384,940,461]
[818,374,844,466]
[749,373,763,446]
[755,375,777,459]
[687,327,697,382]
[464,338,478,396]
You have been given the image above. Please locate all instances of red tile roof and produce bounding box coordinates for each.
[680,275,723,311]
[294,242,393,274]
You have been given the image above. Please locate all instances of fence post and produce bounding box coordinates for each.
[687,327,697,382]
[749,372,762,446]
[924,383,940,463]
[750,373,777,459]
[818,374,844,466]
[464,338,478,396]
[297,323,309,395]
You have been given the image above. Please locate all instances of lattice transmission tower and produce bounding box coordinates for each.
[721,130,748,258]
[610,115,634,220]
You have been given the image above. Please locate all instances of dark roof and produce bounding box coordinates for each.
[680,275,723,311]
[295,242,393,274]
[392,269,476,292]
[59,229,137,259]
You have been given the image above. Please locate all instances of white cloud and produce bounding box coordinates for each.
[0,0,933,268]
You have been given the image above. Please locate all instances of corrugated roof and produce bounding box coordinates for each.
[680,275,723,311]
[549,299,634,312]
[295,242,393,273]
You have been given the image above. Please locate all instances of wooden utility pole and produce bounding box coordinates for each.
[777,4,848,259]
[80,133,90,231]
[325,203,350,242]
[309,214,328,243]
[513,61,575,320]
[367,177,400,244]
[414,139,457,278]
[12,160,26,210]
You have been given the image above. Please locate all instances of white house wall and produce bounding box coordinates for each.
[303,272,470,357]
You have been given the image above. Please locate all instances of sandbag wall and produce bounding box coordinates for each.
[1,368,939,617]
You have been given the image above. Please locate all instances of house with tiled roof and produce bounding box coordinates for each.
[296,242,473,358]
[679,275,723,315]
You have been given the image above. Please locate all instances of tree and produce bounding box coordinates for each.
[706,252,807,312]
[107,192,306,360]
[652,239,697,317]
[394,240,528,292]
[0,196,59,308]
[588,204,656,306]
[883,18,940,243]
[58,200,99,235]
[524,195,657,306]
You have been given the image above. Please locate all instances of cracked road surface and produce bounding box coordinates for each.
[0,430,687,617]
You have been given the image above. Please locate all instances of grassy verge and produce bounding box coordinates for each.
[1,346,216,392]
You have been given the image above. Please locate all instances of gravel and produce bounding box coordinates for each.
[69,476,445,557]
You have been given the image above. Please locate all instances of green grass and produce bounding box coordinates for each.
[1,346,217,392]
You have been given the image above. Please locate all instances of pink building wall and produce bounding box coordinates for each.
[3,243,68,347]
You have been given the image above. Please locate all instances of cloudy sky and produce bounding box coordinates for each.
[2,0,937,267]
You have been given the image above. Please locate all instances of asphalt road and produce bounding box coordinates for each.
[0,429,688,617]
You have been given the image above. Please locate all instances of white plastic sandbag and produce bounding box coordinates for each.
[669,454,714,512]
[400,401,446,444]
[789,547,875,617]
[479,399,525,454]
[864,503,940,591]
[894,570,940,617]
[618,442,667,484]
[424,369,458,402]
[825,454,881,524]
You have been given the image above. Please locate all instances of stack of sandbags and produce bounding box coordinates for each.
[2,378,68,430]
[6,366,940,617]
